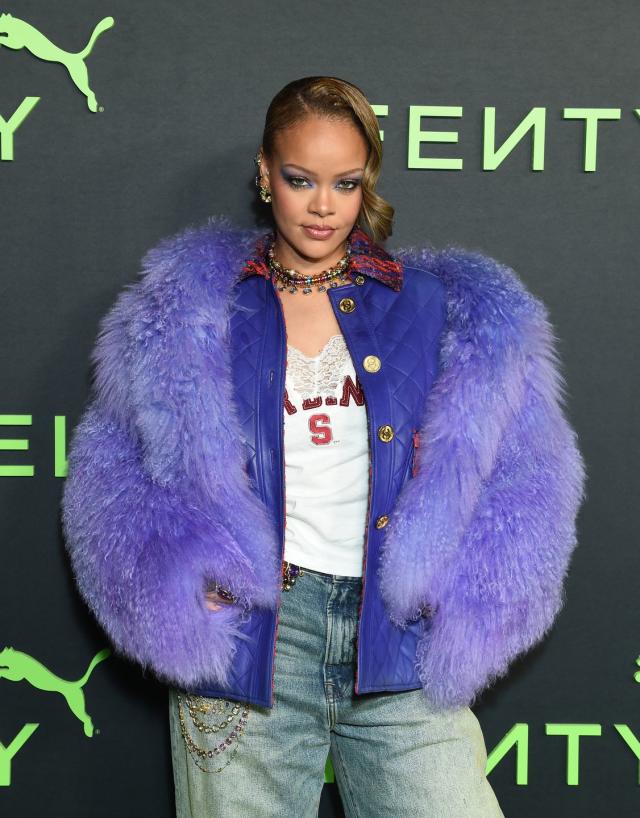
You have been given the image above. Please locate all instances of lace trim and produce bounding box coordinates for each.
[286,334,350,397]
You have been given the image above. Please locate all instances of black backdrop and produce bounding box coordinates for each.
[1,1,638,816]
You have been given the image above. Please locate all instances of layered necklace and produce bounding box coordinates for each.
[267,237,353,294]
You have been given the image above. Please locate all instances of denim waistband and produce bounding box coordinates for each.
[295,563,362,584]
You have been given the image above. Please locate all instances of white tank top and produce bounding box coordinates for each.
[282,333,369,577]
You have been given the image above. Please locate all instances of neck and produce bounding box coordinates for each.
[270,234,349,277]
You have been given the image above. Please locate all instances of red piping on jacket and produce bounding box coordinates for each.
[354,399,373,695]
[269,269,294,707]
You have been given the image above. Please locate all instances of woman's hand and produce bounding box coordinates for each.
[204,585,237,612]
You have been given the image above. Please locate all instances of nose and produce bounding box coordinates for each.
[308,185,336,218]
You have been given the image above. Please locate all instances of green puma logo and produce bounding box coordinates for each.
[0,12,114,112]
[0,646,111,737]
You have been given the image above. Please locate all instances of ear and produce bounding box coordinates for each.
[257,147,270,181]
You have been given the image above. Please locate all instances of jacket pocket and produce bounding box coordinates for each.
[411,428,420,478]
[403,427,420,480]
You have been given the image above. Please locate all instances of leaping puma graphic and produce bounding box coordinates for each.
[0,12,115,112]
[0,646,111,737]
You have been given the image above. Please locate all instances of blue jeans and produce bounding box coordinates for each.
[168,566,505,818]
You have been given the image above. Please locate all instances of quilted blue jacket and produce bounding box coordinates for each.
[61,215,587,711]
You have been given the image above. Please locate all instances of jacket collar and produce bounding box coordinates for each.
[239,223,403,291]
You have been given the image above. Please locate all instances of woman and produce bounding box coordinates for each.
[61,76,586,817]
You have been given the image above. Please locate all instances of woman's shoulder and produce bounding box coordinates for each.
[394,240,548,324]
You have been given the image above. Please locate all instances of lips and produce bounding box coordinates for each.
[302,225,336,240]
[303,225,335,231]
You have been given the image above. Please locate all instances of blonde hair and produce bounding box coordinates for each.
[260,76,394,242]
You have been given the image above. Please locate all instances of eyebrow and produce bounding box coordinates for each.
[281,163,364,178]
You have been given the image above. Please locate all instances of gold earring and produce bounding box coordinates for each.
[254,151,272,203]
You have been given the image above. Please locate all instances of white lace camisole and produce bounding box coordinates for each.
[282,333,369,577]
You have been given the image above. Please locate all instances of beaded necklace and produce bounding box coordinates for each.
[267,238,353,294]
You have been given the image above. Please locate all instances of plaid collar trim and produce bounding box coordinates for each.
[240,224,403,291]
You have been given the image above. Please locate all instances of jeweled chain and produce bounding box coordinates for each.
[282,561,305,590]
[268,239,353,294]
[178,565,306,773]
[177,692,250,774]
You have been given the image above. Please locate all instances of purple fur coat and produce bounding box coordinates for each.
[61,215,587,710]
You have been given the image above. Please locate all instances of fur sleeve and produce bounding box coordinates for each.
[61,401,256,688]
[414,303,587,709]
[60,276,278,689]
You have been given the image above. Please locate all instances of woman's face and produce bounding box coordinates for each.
[259,115,368,273]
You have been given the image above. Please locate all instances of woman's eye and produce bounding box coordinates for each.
[287,176,309,189]
[285,176,361,191]
[338,179,360,191]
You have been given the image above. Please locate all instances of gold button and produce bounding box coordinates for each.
[363,355,381,373]
[354,275,365,285]
[375,514,389,529]
[339,297,356,313]
[377,424,394,442]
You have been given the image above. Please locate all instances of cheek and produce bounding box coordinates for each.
[347,189,364,216]
[272,183,301,219]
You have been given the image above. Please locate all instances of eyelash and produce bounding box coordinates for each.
[285,175,361,192]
